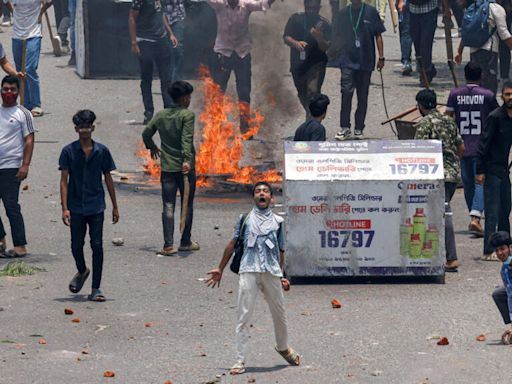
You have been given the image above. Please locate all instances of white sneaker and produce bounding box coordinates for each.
[335,128,351,141]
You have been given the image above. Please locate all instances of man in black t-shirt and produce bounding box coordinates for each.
[129,0,178,125]
[284,0,331,120]
[333,0,385,140]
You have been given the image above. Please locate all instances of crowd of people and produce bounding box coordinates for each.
[2,0,512,376]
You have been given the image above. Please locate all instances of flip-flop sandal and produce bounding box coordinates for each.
[229,363,245,375]
[69,269,90,293]
[445,266,458,273]
[31,107,43,117]
[88,289,106,302]
[3,249,27,258]
[156,248,178,256]
[275,347,301,366]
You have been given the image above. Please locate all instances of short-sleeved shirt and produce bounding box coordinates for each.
[293,119,326,141]
[163,0,185,25]
[283,12,331,75]
[335,4,385,71]
[446,84,499,157]
[0,105,35,169]
[414,110,463,183]
[232,211,284,277]
[0,42,5,60]
[408,0,438,14]
[131,0,167,41]
[58,141,116,216]
[11,0,51,40]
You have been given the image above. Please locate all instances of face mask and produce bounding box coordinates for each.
[1,91,17,106]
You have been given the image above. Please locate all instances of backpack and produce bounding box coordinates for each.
[229,214,283,274]
[461,0,497,48]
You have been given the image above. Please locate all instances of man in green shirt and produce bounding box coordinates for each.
[142,81,199,255]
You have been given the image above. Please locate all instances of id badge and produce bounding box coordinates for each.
[265,238,275,249]
[355,38,361,48]
[300,50,306,61]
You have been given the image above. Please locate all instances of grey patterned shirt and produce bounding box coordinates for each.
[409,0,438,14]
[163,0,186,24]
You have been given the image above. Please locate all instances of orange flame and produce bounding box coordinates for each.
[136,142,161,181]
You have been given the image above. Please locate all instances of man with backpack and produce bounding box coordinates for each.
[206,181,300,375]
[456,0,512,94]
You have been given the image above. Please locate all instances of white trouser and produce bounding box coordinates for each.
[236,272,289,364]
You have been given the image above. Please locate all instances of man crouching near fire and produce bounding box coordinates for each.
[206,181,301,375]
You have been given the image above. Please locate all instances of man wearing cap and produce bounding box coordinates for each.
[414,89,465,272]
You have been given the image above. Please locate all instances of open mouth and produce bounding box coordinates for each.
[258,197,266,202]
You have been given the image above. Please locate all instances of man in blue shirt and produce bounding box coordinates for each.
[489,231,512,344]
[59,110,119,302]
[293,93,329,141]
[206,181,300,375]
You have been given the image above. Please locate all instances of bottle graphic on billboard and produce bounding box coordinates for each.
[422,240,433,258]
[400,218,414,255]
[413,208,427,245]
[425,225,439,256]
[409,233,422,258]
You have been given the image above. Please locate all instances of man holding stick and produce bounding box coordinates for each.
[142,81,199,255]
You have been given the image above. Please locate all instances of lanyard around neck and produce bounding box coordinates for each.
[349,4,365,35]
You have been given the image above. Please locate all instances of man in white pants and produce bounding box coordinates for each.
[206,181,300,375]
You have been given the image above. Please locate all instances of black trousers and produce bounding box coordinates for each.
[410,8,437,77]
[0,168,26,247]
[340,68,372,131]
[492,287,511,324]
[70,212,104,289]
[292,63,326,120]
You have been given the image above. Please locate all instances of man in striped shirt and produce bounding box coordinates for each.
[0,75,35,258]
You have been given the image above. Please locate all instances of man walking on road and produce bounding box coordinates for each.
[414,89,465,272]
[476,81,512,261]
[142,81,199,255]
[206,181,300,375]
[446,62,499,237]
[0,75,34,258]
[129,0,178,125]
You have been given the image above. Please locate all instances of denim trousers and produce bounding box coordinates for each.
[0,169,27,247]
[70,212,104,289]
[399,9,412,65]
[138,39,173,117]
[460,157,484,217]
[410,8,437,76]
[483,173,511,254]
[161,170,196,248]
[340,68,372,131]
[291,62,326,120]
[12,37,42,110]
[68,0,76,51]
[171,20,185,84]
[445,182,458,262]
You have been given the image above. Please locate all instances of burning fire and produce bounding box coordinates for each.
[136,65,283,187]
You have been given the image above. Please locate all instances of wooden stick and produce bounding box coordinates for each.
[388,0,398,33]
[381,106,418,125]
[180,175,190,233]
[19,39,27,106]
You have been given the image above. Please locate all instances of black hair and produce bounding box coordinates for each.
[72,109,97,126]
[490,231,512,249]
[169,81,194,102]
[304,0,321,5]
[309,93,330,117]
[464,61,482,82]
[1,75,20,89]
[502,81,512,93]
[415,89,437,109]
[252,181,273,196]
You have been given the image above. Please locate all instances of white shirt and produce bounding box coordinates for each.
[11,0,51,40]
[470,3,512,54]
[0,104,34,169]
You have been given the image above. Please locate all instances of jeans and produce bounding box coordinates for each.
[399,9,413,65]
[161,170,196,248]
[483,173,511,254]
[445,182,457,262]
[54,0,69,43]
[171,20,185,83]
[0,169,27,247]
[291,62,326,120]
[448,0,464,28]
[460,157,484,217]
[212,52,251,133]
[138,39,173,118]
[410,8,437,77]
[68,0,76,51]
[70,212,104,290]
[471,49,498,95]
[340,68,372,131]
[493,286,511,324]
[12,37,42,110]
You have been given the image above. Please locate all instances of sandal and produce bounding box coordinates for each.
[481,252,499,261]
[2,249,27,258]
[156,248,178,256]
[88,288,106,302]
[275,347,301,366]
[31,107,43,117]
[69,268,90,293]
[229,362,245,375]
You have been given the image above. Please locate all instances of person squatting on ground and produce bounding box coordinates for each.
[455,0,512,95]
[333,0,385,140]
[446,62,499,237]
[396,0,413,76]
[206,181,300,376]
[7,0,53,117]
[0,75,34,259]
[59,110,119,302]
[489,231,512,344]
[129,0,178,125]
[476,81,512,261]
[293,93,329,141]
[163,0,186,84]
[283,0,331,121]
[142,81,199,255]
[414,89,465,272]
[205,0,277,135]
